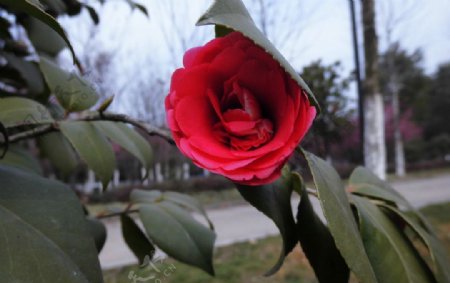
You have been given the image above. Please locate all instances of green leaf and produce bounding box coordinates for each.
[0,165,103,283]
[0,145,42,175]
[39,56,99,112]
[1,0,80,66]
[294,173,349,283]
[302,150,377,283]
[349,166,437,236]
[82,4,99,24]
[38,132,78,177]
[86,217,107,253]
[197,0,319,112]
[130,190,213,229]
[349,166,408,206]
[2,51,46,95]
[236,176,297,276]
[352,196,434,283]
[23,16,66,56]
[93,121,153,175]
[126,0,149,17]
[0,96,53,127]
[130,189,162,203]
[60,121,115,188]
[138,202,215,275]
[0,121,7,158]
[380,204,450,283]
[163,191,214,230]
[121,213,155,264]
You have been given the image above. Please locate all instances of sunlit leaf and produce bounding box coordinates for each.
[0,96,53,127]
[39,56,98,112]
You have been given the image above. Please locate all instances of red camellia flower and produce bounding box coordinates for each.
[165,32,316,185]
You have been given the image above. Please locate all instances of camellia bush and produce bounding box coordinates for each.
[0,0,449,283]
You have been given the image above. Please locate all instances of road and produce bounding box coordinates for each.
[99,174,450,270]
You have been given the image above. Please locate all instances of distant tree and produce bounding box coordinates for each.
[300,60,353,162]
[424,63,450,139]
[378,43,430,175]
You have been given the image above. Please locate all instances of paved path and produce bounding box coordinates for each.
[99,174,450,270]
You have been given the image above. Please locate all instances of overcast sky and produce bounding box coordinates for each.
[60,0,450,118]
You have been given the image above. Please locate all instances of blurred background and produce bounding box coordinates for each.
[48,0,450,196]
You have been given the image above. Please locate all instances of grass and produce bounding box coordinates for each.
[103,202,450,283]
[104,237,317,283]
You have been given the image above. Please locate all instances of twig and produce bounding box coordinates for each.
[96,208,139,220]
[306,187,319,198]
[3,112,174,145]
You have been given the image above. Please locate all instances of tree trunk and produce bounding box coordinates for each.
[361,0,387,179]
[392,87,406,176]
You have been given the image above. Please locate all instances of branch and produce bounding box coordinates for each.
[84,112,174,145]
[96,208,139,220]
[4,112,174,145]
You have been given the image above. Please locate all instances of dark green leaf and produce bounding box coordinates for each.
[0,96,53,127]
[215,25,233,37]
[1,0,80,66]
[139,202,215,275]
[39,56,98,112]
[349,166,408,206]
[302,150,377,283]
[0,121,7,159]
[294,173,349,283]
[38,132,78,177]
[349,166,437,236]
[197,0,319,112]
[130,189,162,203]
[23,16,66,56]
[93,121,153,175]
[163,191,214,230]
[121,213,155,264]
[130,190,213,229]
[86,217,107,253]
[236,176,297,276]
[126,0,148,17]
[82,4,99,24]
[0,145,42,175]
[352,196,434,283]
[60,121,115,188]
[381,204,450,283]
[2,51,46,95]
[0,165,103,283]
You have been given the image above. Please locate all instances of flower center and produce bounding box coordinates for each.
[209,82,274,151]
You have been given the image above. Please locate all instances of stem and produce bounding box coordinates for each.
[4,112,174,145]
[306,188,319,198]
[96,208,139,220]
